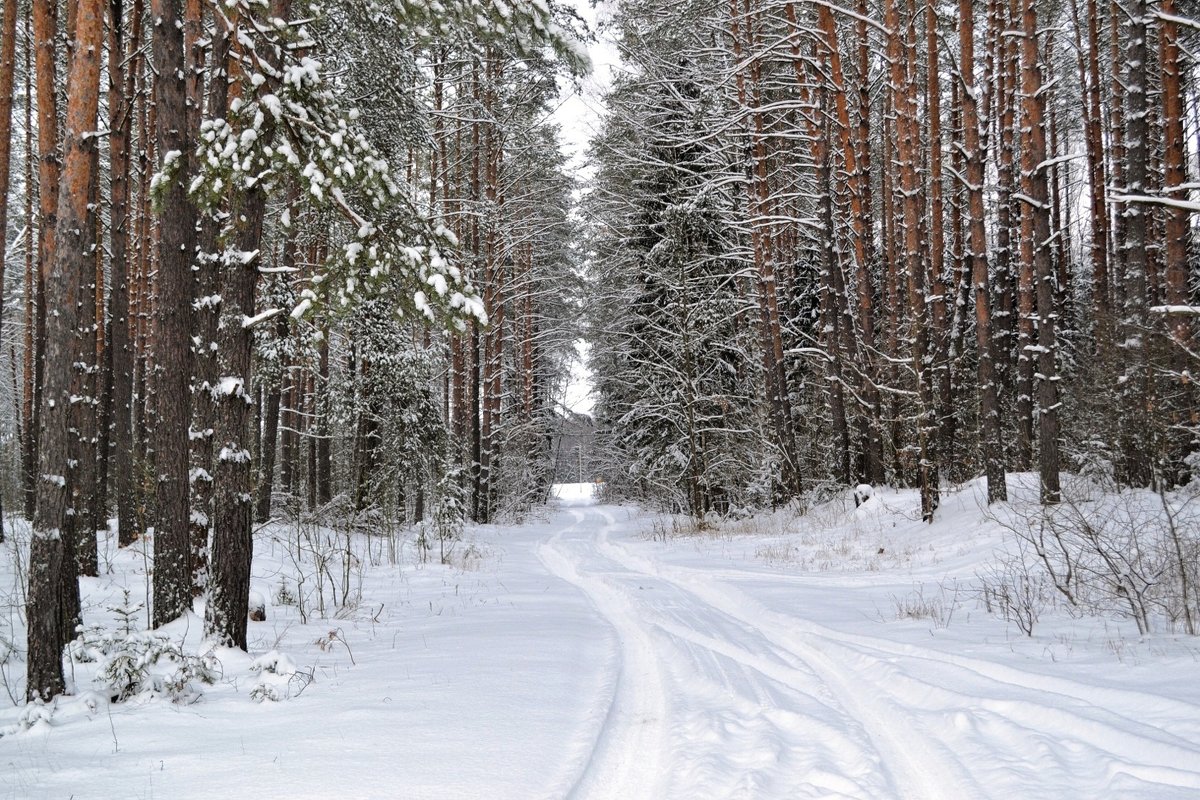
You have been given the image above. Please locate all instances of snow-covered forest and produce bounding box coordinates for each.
[1,0,1199,796]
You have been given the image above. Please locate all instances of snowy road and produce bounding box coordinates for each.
[5,494,1200,799]
[539,504,1200,800]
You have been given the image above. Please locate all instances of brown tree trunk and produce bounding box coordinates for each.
[316,329,331,505]
[1119,0,1152,487]
[479,54,505,523]
[21,12,34,523]
[205,0,293,650]
[107,0,137,547]
[991,0,1018,459]
[29,0,61,522]
[960,0,1007,503]
[27,0,106,702]
[1018,0,1060,502]
[808,2,883,484]
[1108,2,1128,310]
[67,156,100,578]
[151,0,197,627]
[886,0,937,520]
[188,11,230,594]
[927,1,954,479]
[1074,0,1111,323]
[1160,1,1189,345]
[255,365,281,523]
[731,0,799,498]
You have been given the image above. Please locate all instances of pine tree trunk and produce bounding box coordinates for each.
[927,2,955,476]
[67,156,100,578]
[0,0,18,540]
[1119,0,1152,487]
[961,0,1007,503]
[205,0,293,649]
[21,13,35,523]
[150,0,197,627]
[316,320,331,506]
[886,0,937,520]
[991,0,1018,460]
[29,0,61,522]
[189,13,230,592]
[1161,1,1189,348]
[27,0,105,701]
[105,0,137,537]
[256,367,281,523]
[853,0,883,485]
[731,0,799,498]
[1073,0,1111,322]
[1018,0,1060,502]
[807,2,881,485]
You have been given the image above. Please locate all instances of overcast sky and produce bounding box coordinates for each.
[552,1,620,179]
[555,1,620,417]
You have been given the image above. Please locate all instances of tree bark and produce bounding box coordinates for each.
[960,0,1007,503]
[205,0,293,649]
[151,0,197,627]
[27,0,106,701]
[29,0,61,522]
[0,0,18,540]
[886,0,938,520]
[190,9,231,592]
[1018,0,1060,502]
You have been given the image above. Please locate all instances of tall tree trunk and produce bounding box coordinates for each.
[0,0,18,540]
[991,0,1019,460]
[960,0,1007,503]
[151,0,197,627]
[1068,0,1111,328]
[29,0,61,522]
[927,1,954,475]
[807,2,882,485]
[477,51,505,523]
[1119,0,1152,487]
[21,11,35,523]
[206,0,293,649]
[67,157,100,578]
[104,99,136,542]
[886,0,937,520]
[190,10,230,588]
[1159,0,1193,479]
[21,11,34,526]
[27,0,105,701]
[853,0,883,485]
[1018,0,1060,502]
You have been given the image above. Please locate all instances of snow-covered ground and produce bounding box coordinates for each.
[3,480,1200,798]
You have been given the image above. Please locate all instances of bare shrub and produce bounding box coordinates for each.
[989,475,1200,635]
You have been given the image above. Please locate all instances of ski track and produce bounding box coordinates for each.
[538,509,672,800]
[540,504,1200,799]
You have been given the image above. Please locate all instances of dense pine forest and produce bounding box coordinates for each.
[0,0,1198,712]
[589,0,1199,522]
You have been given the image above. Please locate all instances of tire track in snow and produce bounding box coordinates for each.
[537,510,671,800]
[583,508,971,800]
[598,527,1200,795]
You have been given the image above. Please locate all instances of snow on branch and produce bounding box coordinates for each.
[1109,193,1200,212]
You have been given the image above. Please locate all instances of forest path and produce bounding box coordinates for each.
[538,503,1200,800]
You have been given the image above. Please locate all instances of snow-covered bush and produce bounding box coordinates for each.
[248,650,310,702]
[69,592,216,704]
